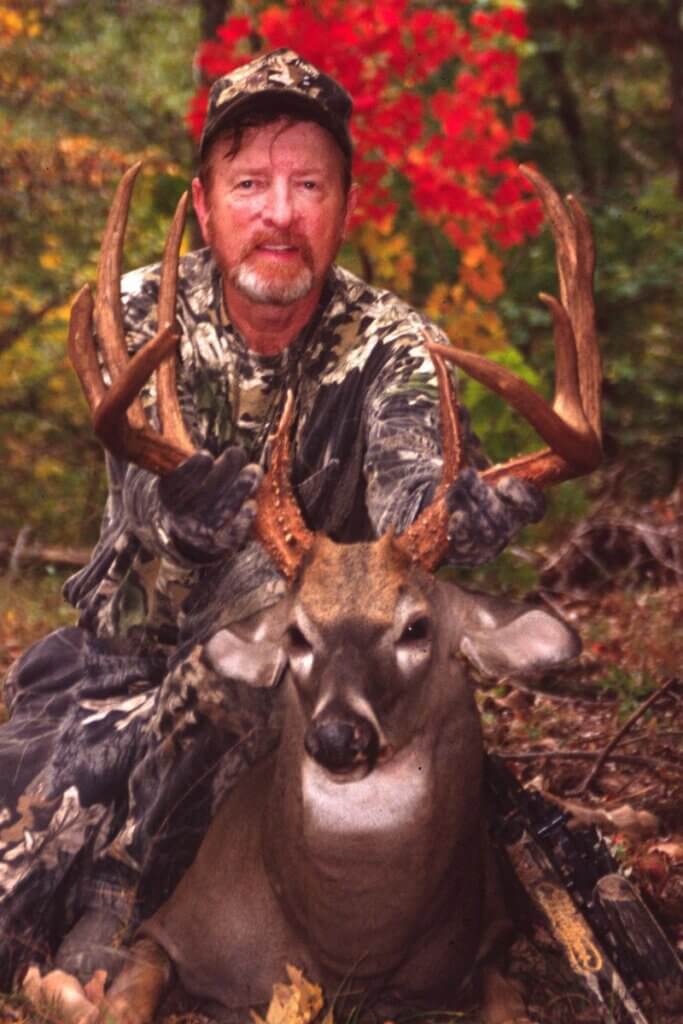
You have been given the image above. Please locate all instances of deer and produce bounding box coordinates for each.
[29,161,602,1024]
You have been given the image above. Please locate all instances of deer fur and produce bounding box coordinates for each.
[98,534,579,1024]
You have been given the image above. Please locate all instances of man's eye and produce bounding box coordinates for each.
[301,180,319,190]
[237,179,254,190]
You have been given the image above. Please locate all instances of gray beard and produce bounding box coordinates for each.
[231,263,315,306]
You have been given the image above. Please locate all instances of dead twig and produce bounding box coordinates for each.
[7,526,33,582]
[0,538,91,570]
[569,676,682,795]
[495,749,675,777]
[495,675,608,705]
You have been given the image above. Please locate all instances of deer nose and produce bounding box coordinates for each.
[304,706,379,774]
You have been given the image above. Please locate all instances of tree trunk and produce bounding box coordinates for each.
[541,49,596,197]
[660,0,683,198]
[190,0,232,247]
[199,0,230,44]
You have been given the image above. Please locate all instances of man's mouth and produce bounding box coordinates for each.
[253,240,299,255]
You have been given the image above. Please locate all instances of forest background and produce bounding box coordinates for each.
[1,2,682,1020]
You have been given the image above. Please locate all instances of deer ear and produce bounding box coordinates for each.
[203,603,289,688]
[456,590,580,678]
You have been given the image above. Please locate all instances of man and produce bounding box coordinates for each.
[0,48,543,985]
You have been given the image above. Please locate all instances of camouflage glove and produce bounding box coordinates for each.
[446,467,545,568]
[157,447,263,565]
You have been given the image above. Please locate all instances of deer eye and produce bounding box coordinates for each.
[399,617,431,644]
[287,625,312,653]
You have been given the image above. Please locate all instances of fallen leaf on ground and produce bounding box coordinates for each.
[558,798,659,838]
[22,966,104,1024]
[250,965,330,1024]
[648,839,683,863]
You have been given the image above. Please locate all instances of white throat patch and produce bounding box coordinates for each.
[301,748,430,836]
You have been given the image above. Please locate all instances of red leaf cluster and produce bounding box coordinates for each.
[188,0,541,280]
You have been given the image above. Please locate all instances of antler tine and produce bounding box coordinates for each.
[425,166,602,489]
[156,191,195,452]
[566,193,601,440]
[254,391,314,582]
[520,164,602,444]
[95,161,147,430]
[68,164,196,475]
[393,343,465,570]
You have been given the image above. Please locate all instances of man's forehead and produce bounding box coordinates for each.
[218,119,342,167]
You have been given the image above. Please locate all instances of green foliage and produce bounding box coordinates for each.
[1,0,199,544]
[0,568,76,707]
[460,345,543,465]
[595,665,658,720]
[502,0,683,493]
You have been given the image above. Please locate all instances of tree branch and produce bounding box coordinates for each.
[0,297,66,355]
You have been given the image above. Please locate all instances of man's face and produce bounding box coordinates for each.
[193,119,355,309]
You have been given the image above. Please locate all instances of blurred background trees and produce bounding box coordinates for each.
[1,0,682,554]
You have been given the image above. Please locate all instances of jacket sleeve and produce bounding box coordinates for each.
[363,327,543,567]
[97,263,216,568]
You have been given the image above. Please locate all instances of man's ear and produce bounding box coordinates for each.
[191,176,211,246]
[451,586,581,678]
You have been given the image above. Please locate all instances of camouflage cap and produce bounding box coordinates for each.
[199,48,353,161]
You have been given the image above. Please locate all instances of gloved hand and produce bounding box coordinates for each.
[157,447,263,564]
[446,467,545,567]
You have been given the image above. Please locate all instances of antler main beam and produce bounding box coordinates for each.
[67,162,195,475]
[427,165,602,489]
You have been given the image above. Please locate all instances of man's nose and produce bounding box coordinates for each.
[263,181,294,229]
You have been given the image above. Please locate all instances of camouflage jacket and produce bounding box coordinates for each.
[64,249,489,655]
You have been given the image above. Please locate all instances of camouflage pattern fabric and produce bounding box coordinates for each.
[199,47,353,160]
[0,249,540,985]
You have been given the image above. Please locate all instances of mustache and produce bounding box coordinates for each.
[242,232,314,265]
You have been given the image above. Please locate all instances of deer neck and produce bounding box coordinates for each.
[262,690,484,980]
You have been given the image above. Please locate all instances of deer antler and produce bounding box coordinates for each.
[68,163,602,585]
[392,345,464,571]
[425,165,602,488]
[254,392,315,581]
[392,166,602,570]
[68,162,195,475]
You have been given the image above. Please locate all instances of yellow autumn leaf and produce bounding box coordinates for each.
[424,281,507,354]
[424,282,450,320]
[373,211,396,236]
[0,5,41,41]
[358,225,415,294]
[48,374,67,394]
[462,244,487,269]
[39,250,62,271]
[406,145,427,167]
[460,248,504,302]
[34,456,64,482]
[250,965,328,1024]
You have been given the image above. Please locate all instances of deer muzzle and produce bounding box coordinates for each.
[304,701,380,776]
